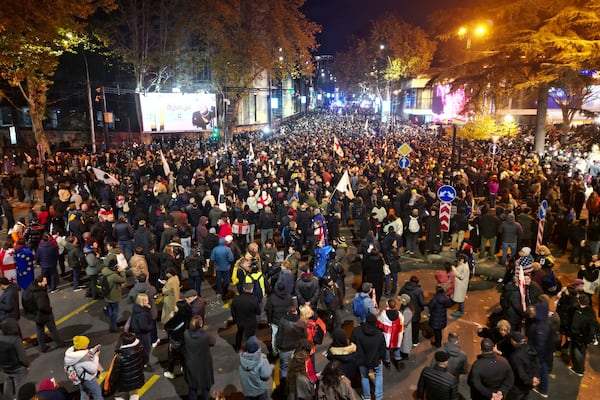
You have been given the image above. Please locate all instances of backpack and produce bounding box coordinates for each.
[408,216,420,233]
[249,273,264,301]
[542,271,561,295]
[64,354,88,385]
[353,293,367,320]
[312,318,326,345]
[96,274,112,298]
[116,253,128,270]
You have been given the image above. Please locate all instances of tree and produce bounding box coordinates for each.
[0,0,116,155]
[549,71,600,134]
[96,0,198,93]
[194,0,320,130]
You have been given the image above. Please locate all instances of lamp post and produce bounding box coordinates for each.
[491,133,500,173]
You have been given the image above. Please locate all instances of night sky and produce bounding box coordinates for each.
[302,0,473,54]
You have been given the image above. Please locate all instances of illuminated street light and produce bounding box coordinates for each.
[457,23,488,49]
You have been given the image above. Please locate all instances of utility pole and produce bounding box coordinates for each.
[83,54,96,153]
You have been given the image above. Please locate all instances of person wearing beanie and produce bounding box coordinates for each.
[0,318,29,398]
[468,339,514,400]
[37,378,69,400]
[416,350,457,400]
[350,311,386,400]
[63,335,103,400]
[238,336,273,400]
[265,280,293,357]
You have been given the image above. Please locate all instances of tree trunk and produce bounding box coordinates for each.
[26,78,51,158]
[534,83,548,155]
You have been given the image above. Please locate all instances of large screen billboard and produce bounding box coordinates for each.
[139,92,216,132]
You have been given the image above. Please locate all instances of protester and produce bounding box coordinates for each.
[416,350,458,400]
[63,335,103,400]
[183,316,216,400]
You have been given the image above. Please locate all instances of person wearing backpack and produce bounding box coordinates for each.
[100,258,127,332]
[353,282,378,323]
[63,335,103,400]
[569,294,600,376]
[405,208,421,256]
[231,283,261,352]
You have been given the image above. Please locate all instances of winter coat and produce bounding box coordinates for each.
[231,292,261,328]
[0,282,20,321]
[428,292,453,330]
[417,365,459,400]
[400,306,413,355]
[265,286,293,325]
[468,353,514,400]
[295,273,319,308]
[317,283,344,312]
[508,343,540,390]
[498,214,522,244]
[129,254,149,278]
[100,267,126,303]
[64,242,84,270]
[350,322,386,369]
[433,342,468,380]
[183,328,216,390]
[36,240,59,270]
[128,281,158,319]
[130,303,154,335]
[317,375,355,400]
[239,351,273,397]
[479,212,500,238]
[362,253,385,298]
[0,320,28,372]
[326,343,357,380]
[500,281,525,328]
[451,261,469,303]
[399,281,426,322]
[210,240,234,272]
[133,226,154,256]
[83,246,101,276]
[276,313,307,352]
[24,284,54,324]
[526,303,553,365]
[110,338,145,392]
[377,309,403,348]
[287,374,314,400]
[63,346,101,383]
[161,274,180,324]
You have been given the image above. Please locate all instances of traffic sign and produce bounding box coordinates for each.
[398,157,410,168]
[539,200,548,220]
[440,202,451,232]
[489,144,500,155]
[398,143,413,157]
[437,185,457,203]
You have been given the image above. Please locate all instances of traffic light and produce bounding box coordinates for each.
[212,127,219,138]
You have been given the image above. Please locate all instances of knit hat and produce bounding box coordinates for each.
[399,293,411,306]
[365,313,377,325]
[573,278,584,286]
[519,247,531,257]
[38,378,55,392]
[17,382,37,400]
[183,289,198,298]
[73,335,90,350]
[245,336,260,353]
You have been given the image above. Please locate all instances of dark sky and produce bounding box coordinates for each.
[302,0,463,54]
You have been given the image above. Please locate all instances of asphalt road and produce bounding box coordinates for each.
[3,199,599,400]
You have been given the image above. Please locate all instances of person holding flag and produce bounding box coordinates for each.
[333,136,344,158]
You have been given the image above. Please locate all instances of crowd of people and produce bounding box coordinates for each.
[0,110,599,399]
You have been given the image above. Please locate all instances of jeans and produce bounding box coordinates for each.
[41,268,58,291]
[80,378,104,400]
[385,272,398,296]
[406,232,418,253]
[2,366,27,399]
[279,350,293,379]
[189,275,202,297]
[106,302,119,331]
[270,323,279,354]
[181,237,192,258]
[188,387,210,400]
[500,242,517,264]
[570,341,586,374]
[359,363,383,400]
[215,270,230,295]
[118,240,133,260]
[539,360,549,394]
[247,224,256,244]
[457,302,464,313]
[480,236,497,258]
[589,240,600,257]
[260,228,273,248]
[384,348,401,363]
[72,267,81,289]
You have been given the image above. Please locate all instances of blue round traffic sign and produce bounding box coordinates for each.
[437,185,457,203]
[539,200,548,220]
[398,157,410,168]
[489,144,500,155]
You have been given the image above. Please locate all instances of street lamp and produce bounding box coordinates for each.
[457,23,487,50]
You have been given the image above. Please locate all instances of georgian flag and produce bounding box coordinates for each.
[335,170,354,199]
[333,136,344,157]
[92,167,120,186]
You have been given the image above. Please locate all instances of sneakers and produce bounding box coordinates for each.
[163,371,175,379]
[568,367,584,377]
[73,288,83,292]
[532,388,549,398]
[130,395,139,400]
[50,289,59,294]
[451,311,463,318]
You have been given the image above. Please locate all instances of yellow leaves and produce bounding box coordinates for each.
[459,114,516,140]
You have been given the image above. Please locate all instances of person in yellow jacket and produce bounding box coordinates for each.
[243,265,267,322]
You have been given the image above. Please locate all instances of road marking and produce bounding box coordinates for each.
[25,299,98,341]
[138,374,160,396]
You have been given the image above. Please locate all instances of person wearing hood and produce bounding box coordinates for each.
[276,306,307,391]
[326,328,357,381]
[108,332,145,400]
[0,318,29,398]
[239,336,274,400]
[351,313,386,400]
[13,238,35,290]
[399,275,426,346]
[428,286,454,348]
[0,277,20,323]
[265,281,293,357]
[498,213,523,265]
[83,241,102,299]
[376,298,403,368]
[317,274,344,331]
[210,237,234,297]
[524,303,552,398]
[431,333,467,383]
[63,335,103,400]
[196,216,209,250]
[295,266,320,309]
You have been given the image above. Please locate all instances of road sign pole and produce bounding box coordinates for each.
[536,219,545,254]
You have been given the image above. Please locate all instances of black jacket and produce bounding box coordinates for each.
[417,365,459,400]
[231,292,261,328]
[400,281,426,321]
[295,273,319,308]
[428,292,453,330]
[571,305,600,345]
[265,286,293,325]
[0,283,20,321]
[350,322,386,369]
[276,313,306,352]
[468,353,514,400]
[22,284,54,324]
[0,320,28,372]
[130,304,154,335]
[111,339,145,392]
[508,343,540,390]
